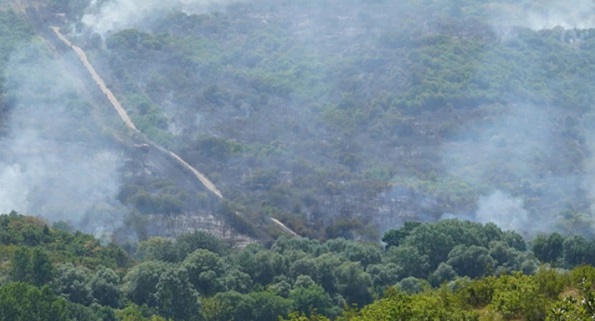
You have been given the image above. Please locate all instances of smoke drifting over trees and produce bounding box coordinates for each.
[82,0,248,35]
[490,0,595,31]
[1,0,595,241]
[0,41,126,234]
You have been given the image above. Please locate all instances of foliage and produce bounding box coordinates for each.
[46,0,585,240]
[2,214,595,320]
[7,0,595,318]
[155,267,201,321]
[0,283,68,321]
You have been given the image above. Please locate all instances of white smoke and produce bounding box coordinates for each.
[82,0,248,35]
[442,104,554,188]
[440,103,583,233]
[489,0,595,31]
[0,42,126,235]
[475,190,529,233]
[582,112,595,230]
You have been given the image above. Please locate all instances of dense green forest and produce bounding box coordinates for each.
[2,213,595,321]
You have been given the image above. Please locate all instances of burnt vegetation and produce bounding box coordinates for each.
[3,1,595,319]
[3,0,595,242]
[64,0,595,241]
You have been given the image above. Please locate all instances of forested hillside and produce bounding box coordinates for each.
[3,0,595,320]
[0,0,594,242]
[2,213,595,321]
[61,0,595,240]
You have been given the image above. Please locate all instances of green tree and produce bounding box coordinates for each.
[490,274,547,321]
[489,241,521,272]
[428,263,457,287]
[385,245,430,279]
[271,236,322,255]
[336,261,373,306]
[137,237,181,262]
[269,279,292,298]
[221,268,253,293]
[54,263,93,305]
[343,242,382,268]
[381,222,421,249]
[118,305,169,321]
[280,312,330,321]
[176,230,229,257]
[313,253,343,294]
[447,245,494,278]
[182,249,225,296]
[90,267,121,308]
[31,248,53,286]
[403,223,455,270]
[246,291,292,321]
[563,235,593,266]
[0,283,68,321]
[290,281,335,317]
[155,267,200,321]
[503,230,527,251]
[10,246,30,282]
[532,233,564,265]
[396,276,429,294]
[366,263,402,294]
[236,245,285,285]
[201,291,251,321]
[123,260,172,307]
[289,256,318,280]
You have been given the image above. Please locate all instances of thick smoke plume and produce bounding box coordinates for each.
[82,0,247,35]
[0,42,126,235]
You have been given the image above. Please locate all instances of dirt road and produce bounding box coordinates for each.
[50,26,227,199]
[168,150,223,199]
[271,218,300,237]
[49,26,305,237]
[51,27,138,131]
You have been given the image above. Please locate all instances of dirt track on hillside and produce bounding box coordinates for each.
[48,25,304,237]
[51,27,138,131]
[51,26,227,200]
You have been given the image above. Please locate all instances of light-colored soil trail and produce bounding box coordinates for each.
[271,218,300,237]
[50,26,226,199]
[51,27,138,131]
[168,151,223,199]
[50,25,303,237]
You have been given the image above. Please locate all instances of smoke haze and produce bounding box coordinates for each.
[490,0,595,31]
[82,0,247,35]
[441,102,588,234]
[30,0,595,240]
[475,190,528,232]
[0,42,126,235]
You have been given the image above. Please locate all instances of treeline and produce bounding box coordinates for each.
[285,266,595,321]
[2,213,595,320]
